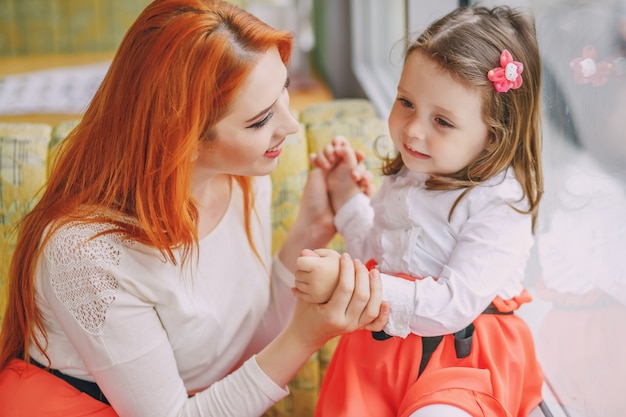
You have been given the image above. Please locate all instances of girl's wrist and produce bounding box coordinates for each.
[330,188,361,213]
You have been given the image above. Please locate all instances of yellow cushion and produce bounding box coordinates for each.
[298,98,378,127]
[48,120,80,176]
[269,117,310,255]
[0,122,52,323]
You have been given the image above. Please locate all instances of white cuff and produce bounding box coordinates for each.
[380,272,416,338]
[247,355,290,400]
[335,193,369,231]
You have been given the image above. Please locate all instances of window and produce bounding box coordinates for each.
[349,0,406,116]
[350,2,626,416]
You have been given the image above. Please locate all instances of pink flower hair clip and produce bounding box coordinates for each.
[487,49,524,93]
[570,45,613,87]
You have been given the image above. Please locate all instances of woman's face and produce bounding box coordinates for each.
[196,46,299,177]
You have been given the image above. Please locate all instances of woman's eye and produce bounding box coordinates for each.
[248,110,275,130]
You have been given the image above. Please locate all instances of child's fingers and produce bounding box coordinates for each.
[334,144,359,168]
[311,142,339,170]
[312,248,341,258]
[321,142,338,165]
[355,149,367,163]
[293,278,310,290]
[300,248,319,257]
[292,287,317,303]
[295,256,318,273]
[331,135,349,148]
[310,152,332,171]
[351,164,373,184]
[350,165,367,181]
[364,182,377,197]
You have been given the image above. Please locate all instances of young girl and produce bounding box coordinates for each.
[295,6,544,417]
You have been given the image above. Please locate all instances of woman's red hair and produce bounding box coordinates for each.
[0,0,293,369]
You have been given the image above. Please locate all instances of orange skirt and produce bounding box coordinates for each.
[0,359,118,417]
[315,313,543,417]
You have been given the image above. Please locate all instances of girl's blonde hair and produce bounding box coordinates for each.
[0,0,293,369]
[383,6,543,228]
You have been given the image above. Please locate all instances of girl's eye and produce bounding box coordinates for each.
[248,110,275,130]
[398,98,413,109]
[284,77,291,90]
[435,117,453,128]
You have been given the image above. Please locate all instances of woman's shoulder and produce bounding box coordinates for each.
[43,216,134,269]
[41,214,176,300]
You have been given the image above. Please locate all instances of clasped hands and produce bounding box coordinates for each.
[294,136,388,332]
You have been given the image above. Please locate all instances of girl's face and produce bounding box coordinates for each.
[196,46,299,177]
[388,51,490,175]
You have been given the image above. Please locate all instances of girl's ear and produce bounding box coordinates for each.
[485,133,498,152]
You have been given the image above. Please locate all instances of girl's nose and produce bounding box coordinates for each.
[404,115,426,141]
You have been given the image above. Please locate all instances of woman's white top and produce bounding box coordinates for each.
[335,167,533,338]
[30,175,295,417]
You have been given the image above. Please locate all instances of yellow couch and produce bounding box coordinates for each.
[0,98,392,417]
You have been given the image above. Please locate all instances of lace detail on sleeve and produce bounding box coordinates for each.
[44,221,127,335]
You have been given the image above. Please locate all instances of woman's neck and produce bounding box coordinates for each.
[192,173,232,240]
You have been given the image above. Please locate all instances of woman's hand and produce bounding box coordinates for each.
[296,167,337,246]
[257,249,389,388]
[289,253,389,349]
[277,167,336,273]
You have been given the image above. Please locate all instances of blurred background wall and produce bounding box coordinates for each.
[0,0,151,56]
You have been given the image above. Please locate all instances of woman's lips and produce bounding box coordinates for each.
[265,138,285,158]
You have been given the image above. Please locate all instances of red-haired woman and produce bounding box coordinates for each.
[0,1,387,416]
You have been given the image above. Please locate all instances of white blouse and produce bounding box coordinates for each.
[30,175,294,417]
[335,167,533,338]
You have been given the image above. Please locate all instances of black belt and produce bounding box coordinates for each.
[31,358,110,405]
[371,303,512,378]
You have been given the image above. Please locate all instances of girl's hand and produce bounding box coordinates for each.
[294,248,342,304]
[311,136,376,212]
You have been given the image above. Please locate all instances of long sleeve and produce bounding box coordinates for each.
[334,192,376,261]
[378,196,533,337]
[336,168,533,338]
[241,256,297,360]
